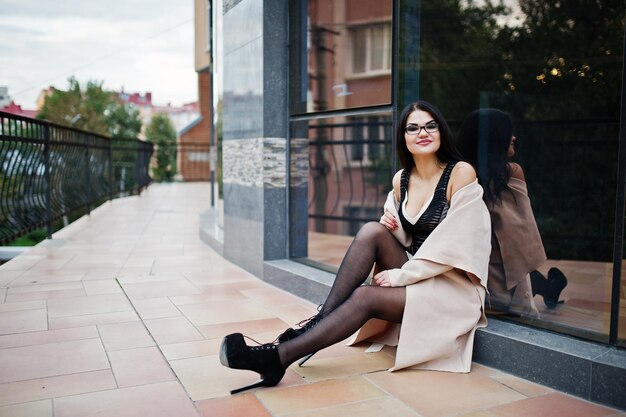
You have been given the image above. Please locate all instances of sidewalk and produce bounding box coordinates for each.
[0,183,623,417]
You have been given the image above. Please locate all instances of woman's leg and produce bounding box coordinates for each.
[278,285,406,367]
[320,222,408,316]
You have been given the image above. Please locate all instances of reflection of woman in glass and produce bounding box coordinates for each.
[457,109,567,317]
[219,101,491,394]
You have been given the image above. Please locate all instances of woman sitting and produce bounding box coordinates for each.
[220,100,491,394]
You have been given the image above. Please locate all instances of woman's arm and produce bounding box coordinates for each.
[508,162,525,181]
[373,261,453,287]
[380,170,404,231]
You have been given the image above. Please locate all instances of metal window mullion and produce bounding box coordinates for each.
[609,27,626,346]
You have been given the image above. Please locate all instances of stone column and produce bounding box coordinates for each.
[221,0,288,277]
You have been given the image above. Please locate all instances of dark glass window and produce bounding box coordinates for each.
[289,113,393,270]
[289,0,393,114]
[410,0,624,340]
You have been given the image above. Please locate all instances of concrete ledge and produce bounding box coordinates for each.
[263,259,334,305]
[199,208,224,256]
[263,258,626,411]
[474,319,626,410]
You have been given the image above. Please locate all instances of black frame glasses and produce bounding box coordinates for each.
[405,122,439,136]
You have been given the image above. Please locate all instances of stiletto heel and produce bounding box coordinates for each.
[298,352,316,366]
[219,333,285,395]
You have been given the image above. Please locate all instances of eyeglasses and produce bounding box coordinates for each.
[405,121,439,136]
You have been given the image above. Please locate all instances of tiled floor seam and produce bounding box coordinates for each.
[114,275,202,404]
[95,325,121,389]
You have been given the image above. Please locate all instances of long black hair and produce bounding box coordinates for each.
[456,108,513,204]
[396,100,462,171]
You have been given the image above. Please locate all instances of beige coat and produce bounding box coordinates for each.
[348,180,491,373]
[488,177,547,317]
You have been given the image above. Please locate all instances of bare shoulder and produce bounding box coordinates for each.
[392,169,403,201]
[448,161,477,199]
[508,162,526,181]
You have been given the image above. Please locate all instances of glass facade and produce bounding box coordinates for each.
[289,0,393,114]
[289,0,626,345]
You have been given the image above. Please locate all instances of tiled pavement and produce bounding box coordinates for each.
[0,183,624,417]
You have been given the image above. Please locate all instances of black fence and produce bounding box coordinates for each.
[0,111,153,245]
[304,116,620,262]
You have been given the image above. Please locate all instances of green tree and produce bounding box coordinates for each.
[106,102,142,139]
[37,77,112,135]
[145,113,177,182]
[37,76,143,139]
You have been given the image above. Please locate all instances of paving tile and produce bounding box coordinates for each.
[122,257,155,268]
[0,270,23,286]
[0,300,46,313]
[169,290,248,305]
[488,393,619,417]
[117,273,186,285]
[256,376,386,415]
[83,279,122,295]
[0,309,47,335]
[489,372,553,397]
[196,318,290,340]
[0,338,109,384]
[285,396,421,417]
[0,399,52,417]
[0,326,98,349]
[456,412,497,417]
[7,282,83,294]
[0,369,116,406]
[5,289,87,302]
[176,299,276,326]
[195,394,273,417]
[98,321,155,351]
[169,355,304,400]
[109,347,176,387]
[54,381,200,417]
[0,288,5,303]
[130,297,181,319]
[292,351,394,382]
[49,311,140,330]
[121,279,201,300]
[161,339,220,360]
[47,294,133,318]
[143,317,204,345]
[365,369,526,417]
[82,268,122,280]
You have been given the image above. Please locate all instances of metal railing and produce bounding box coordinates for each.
[307,117,393,236]
[0,111,153,245]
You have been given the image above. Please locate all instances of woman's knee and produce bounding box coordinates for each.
[355,221,388,242]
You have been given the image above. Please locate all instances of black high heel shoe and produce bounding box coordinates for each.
[276,305,324,343]
[219,333,285,394]
[275,306,324,366]
[544,267,568,309]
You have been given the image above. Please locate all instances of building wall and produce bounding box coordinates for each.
[194,0,211,71]
[179,70,212,181]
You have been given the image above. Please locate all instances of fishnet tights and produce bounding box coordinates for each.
[278,222,409,367]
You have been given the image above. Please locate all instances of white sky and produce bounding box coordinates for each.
[0,0,197,109]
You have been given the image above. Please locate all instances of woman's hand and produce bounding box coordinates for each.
[373,270,391,287]
[380,211,398,230]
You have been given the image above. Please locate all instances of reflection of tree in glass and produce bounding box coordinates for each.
[419,0,623,261]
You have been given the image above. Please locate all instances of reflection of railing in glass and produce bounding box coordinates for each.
[308,117,392,237]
